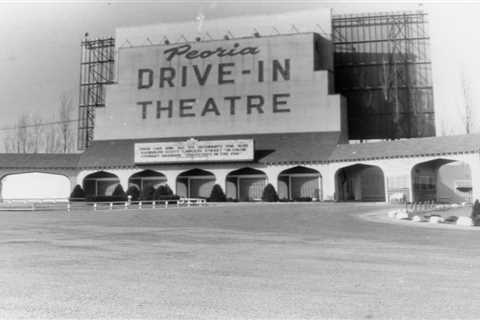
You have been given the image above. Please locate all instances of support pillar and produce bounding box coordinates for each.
[68,176,78,193]
[264,166,285,192]
[163,170,181,194]
[469,159,480,202]
[117,174,130,192]
[322,165,339,201]
[214,169,230,195]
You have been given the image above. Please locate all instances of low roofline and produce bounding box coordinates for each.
[0,134,478,170]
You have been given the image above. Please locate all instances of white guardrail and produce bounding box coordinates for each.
[0,198,207,212]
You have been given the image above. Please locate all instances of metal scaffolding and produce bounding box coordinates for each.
[332,11,435,140]
[78,37,115,150]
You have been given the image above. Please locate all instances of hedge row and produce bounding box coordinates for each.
[71,183,315,203]
[70,184,179,202]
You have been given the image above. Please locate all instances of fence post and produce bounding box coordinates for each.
[139,201,142,209]
[124,201,128,210]
[67,202,71,213]
[165,201,168,208]
[152,201,156,209]
[93,203,97,211]
[109,202,113,210]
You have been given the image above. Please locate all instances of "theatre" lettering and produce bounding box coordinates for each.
[137,94,290,119]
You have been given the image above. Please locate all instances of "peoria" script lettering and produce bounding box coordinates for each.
[163,43,259,61]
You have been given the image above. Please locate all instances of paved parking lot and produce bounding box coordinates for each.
[1,203,480,319]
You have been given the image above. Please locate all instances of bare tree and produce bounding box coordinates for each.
[461,69,473,134]
[45,124,60,153]
[59,94,75,152]
[31,115,44,153]
[15,115,28,153]
[2,94,77,153]
[3,132,15,153]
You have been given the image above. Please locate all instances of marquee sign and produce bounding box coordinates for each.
[134,139,254,164]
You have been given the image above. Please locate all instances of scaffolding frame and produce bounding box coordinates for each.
[78,37,115,150]
[332,11,434,140]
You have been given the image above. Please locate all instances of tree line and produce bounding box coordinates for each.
[3,95,77,153]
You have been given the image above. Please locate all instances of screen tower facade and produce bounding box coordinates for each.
[77,10,435,149]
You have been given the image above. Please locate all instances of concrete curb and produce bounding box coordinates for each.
[359,211,480,231]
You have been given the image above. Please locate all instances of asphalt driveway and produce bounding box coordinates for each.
[1,203,479,319]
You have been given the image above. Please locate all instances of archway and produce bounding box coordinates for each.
[83,171,120,197]
[335,164,385,201]
[278,166,321,201]
[176,169,215,198]
[1,172,71,199]
[128,170,167,193]
[226,167,267,201]
[411,159,472,203]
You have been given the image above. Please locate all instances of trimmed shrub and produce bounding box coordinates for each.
[126,186,140,201]
[154,184,177,201]
[86,184,127,202]
[294,197,312,202]
[208,184,226,202]
[86,195,127,202]
[471,199,480,225]
[159,184,174,195]
[140,186,156,201]
[112,184,127,201]
[261,183,279,202]
[69,184,85,201]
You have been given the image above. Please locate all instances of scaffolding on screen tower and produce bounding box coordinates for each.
[331,11,434,140]
[77,35,115,150]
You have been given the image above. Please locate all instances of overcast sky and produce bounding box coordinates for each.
[0,1,477,140]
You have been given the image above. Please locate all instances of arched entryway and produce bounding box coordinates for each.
[226,167,267,201]
[1,172,71,199]
[335,164,385,201]
[128,170,167,193]
[176,169,215,198]
[83,171,120,197]
[278,166,321,201]
[411,159,472,203]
